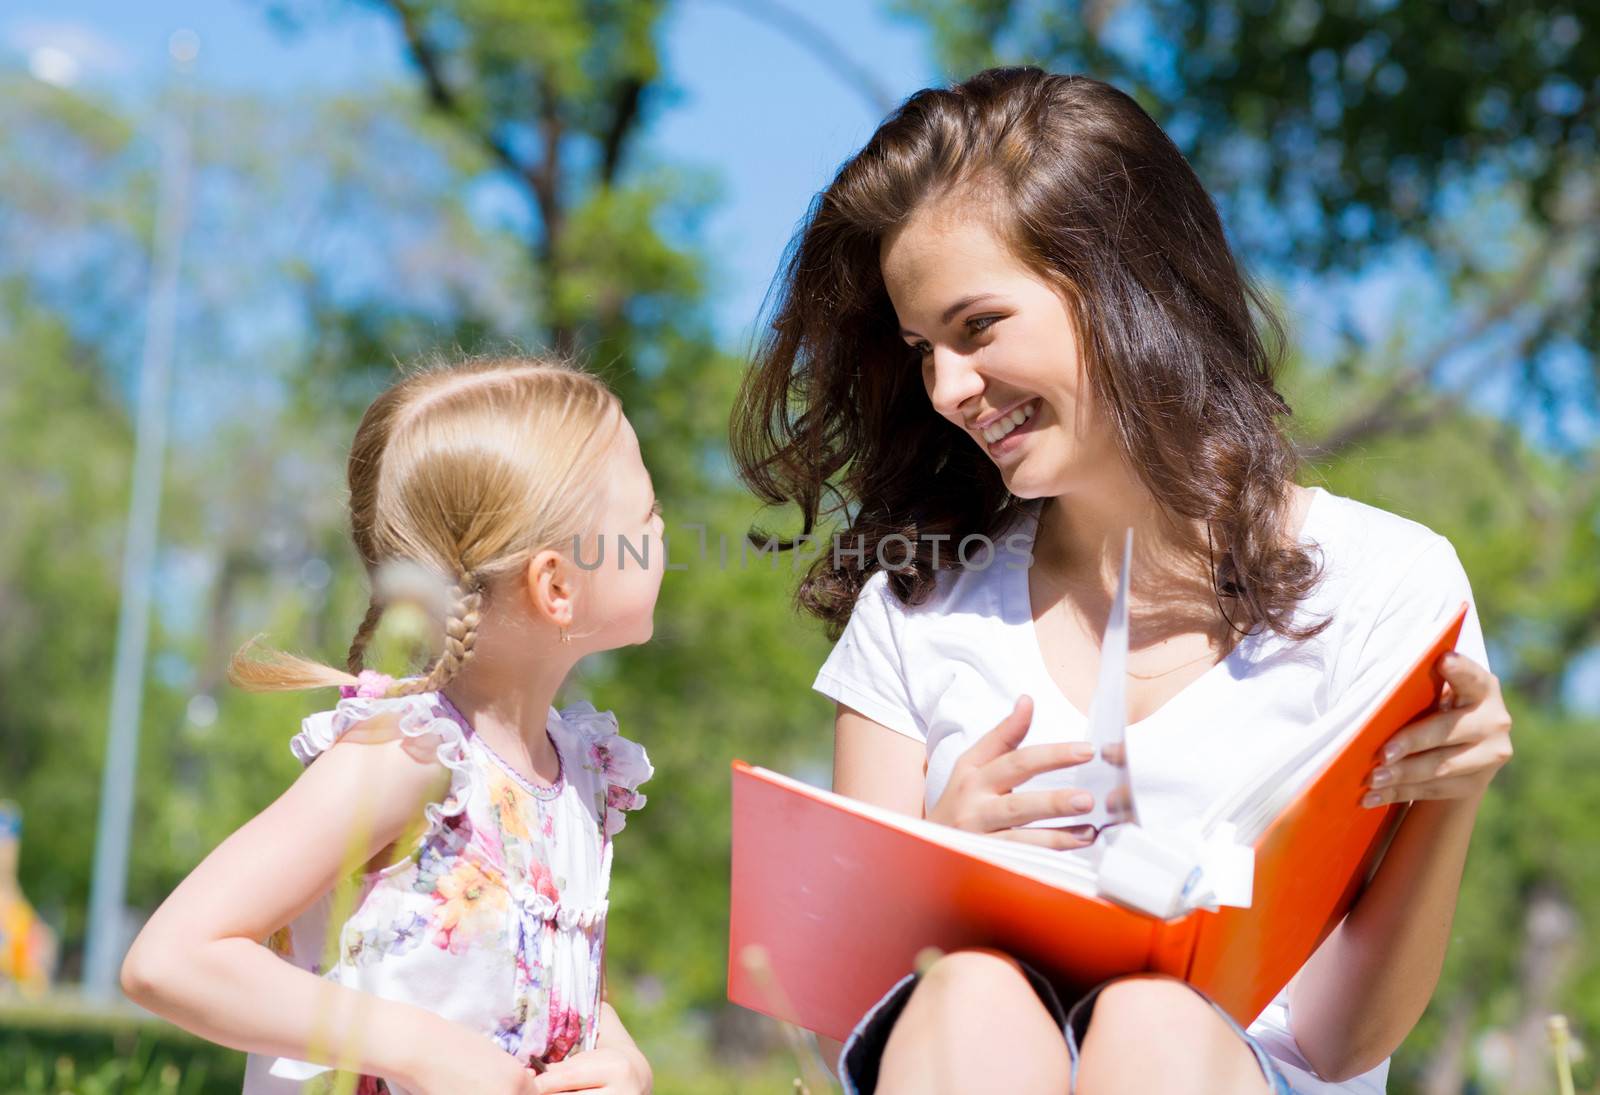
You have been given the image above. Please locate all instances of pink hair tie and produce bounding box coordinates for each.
[340,670,394,700]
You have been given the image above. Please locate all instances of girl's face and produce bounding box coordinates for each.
[880,200,1123,501]
[578,410,666,648]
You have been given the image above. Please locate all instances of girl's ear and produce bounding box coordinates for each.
[524,548,575,629]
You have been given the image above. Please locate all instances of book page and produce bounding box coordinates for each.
[1074,528,1136,837]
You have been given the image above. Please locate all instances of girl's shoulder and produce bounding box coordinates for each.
[547,702,653,837]
[289,686,476,847]
[290,686,471,773]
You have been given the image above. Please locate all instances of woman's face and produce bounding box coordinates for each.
[880,199,1122,501]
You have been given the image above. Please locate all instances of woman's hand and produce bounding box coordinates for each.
[1366,651,1513,808]
[926,695,1099,849]
[534,1047,652,1094]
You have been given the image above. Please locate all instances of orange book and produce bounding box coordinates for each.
[727,605,1467,1042]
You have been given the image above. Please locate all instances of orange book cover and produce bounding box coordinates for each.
[727,606,1467,1042]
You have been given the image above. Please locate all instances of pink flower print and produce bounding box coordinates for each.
[544,988,585,1063]
[587,740,617,777]
[606,784,641,813]
[526,855,560,904]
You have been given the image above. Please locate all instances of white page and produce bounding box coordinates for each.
[1073,528,1136,836]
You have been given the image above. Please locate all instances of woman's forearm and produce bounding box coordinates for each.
[1289,794,1483,1080]
[122,934,469,1086]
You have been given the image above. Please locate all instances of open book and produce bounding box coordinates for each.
[726,537,1468,1040]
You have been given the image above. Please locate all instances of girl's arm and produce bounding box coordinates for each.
[121,723,535,1094]
[1288,652,1513,1081]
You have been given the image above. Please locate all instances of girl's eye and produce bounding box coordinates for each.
[649,499,664,520]
[967,315,1000,336]
[910,341,932,357]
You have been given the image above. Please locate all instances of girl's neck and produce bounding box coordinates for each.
[441,653,576,784]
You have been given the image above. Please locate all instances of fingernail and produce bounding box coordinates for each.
[1066,825,1097,841]
[1362,792,1384,808]
[1383,743,1403,763]
[1069,792,1094,812]
[1370,768,1394,788]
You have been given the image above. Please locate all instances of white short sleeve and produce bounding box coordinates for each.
[1334,535,1489,706]
[812,571,926,742]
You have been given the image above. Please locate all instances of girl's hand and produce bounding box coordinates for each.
[403,1027,542,1095]
[1365,651,1513,808]
[926,695,1100,849]
[534,1046,652,1094]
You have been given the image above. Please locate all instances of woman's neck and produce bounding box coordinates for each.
[1033,478,1199,595]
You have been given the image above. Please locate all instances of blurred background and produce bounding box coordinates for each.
[0,1,1596,1092]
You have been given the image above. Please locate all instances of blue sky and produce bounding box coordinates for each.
[0,1,937,341]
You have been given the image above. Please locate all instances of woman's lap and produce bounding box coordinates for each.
[837,959,1297,1095]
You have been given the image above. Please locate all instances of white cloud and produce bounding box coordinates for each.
[3,17,134,82]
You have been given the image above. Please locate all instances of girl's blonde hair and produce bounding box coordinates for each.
[229,354,622,698]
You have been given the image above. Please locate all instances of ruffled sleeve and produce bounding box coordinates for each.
[289,688,476,840]
[553,702,653,837]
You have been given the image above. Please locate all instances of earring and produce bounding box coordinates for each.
[559,625,571,645]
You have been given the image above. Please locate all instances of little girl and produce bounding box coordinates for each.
[122,356,663,1095]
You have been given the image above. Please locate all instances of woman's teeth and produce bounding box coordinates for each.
[983,401,1037,444]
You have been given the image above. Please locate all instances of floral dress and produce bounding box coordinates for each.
[242,688,652,1094]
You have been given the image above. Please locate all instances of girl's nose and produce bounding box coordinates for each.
[926,345,985,420]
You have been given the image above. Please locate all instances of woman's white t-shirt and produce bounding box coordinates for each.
[813,487,1486,1095]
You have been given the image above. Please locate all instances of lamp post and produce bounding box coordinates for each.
[82,29,199,1001]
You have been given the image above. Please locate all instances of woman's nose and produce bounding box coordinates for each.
[926,345,984,419]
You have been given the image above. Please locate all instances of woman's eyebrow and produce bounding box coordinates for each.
[898,293,1004,337]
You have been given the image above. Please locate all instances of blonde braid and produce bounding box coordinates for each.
[392,567,483,696]
[345,596,387,675]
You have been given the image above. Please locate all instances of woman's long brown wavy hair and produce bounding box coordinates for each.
[731,67,1323,641]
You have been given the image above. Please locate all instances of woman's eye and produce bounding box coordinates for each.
[967,315,1000,336]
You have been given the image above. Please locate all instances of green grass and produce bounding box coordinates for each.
[0,996,246,1094]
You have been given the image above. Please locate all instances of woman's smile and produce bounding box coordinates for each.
[978,397,1044,458]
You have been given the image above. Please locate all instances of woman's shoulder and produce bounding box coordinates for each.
[1306,488,1464,578]
[1302,487,1476,627]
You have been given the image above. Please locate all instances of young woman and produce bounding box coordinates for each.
[732,68,1512,1094]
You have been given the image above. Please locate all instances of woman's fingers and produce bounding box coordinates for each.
[987,741,1094,792]
[1379,708,1472,762]
[996,824,1099,850]
[1363,772,1482,808]
[983,787,1094,830]
[961,695,1036,769]
[1436,650,1495,706]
